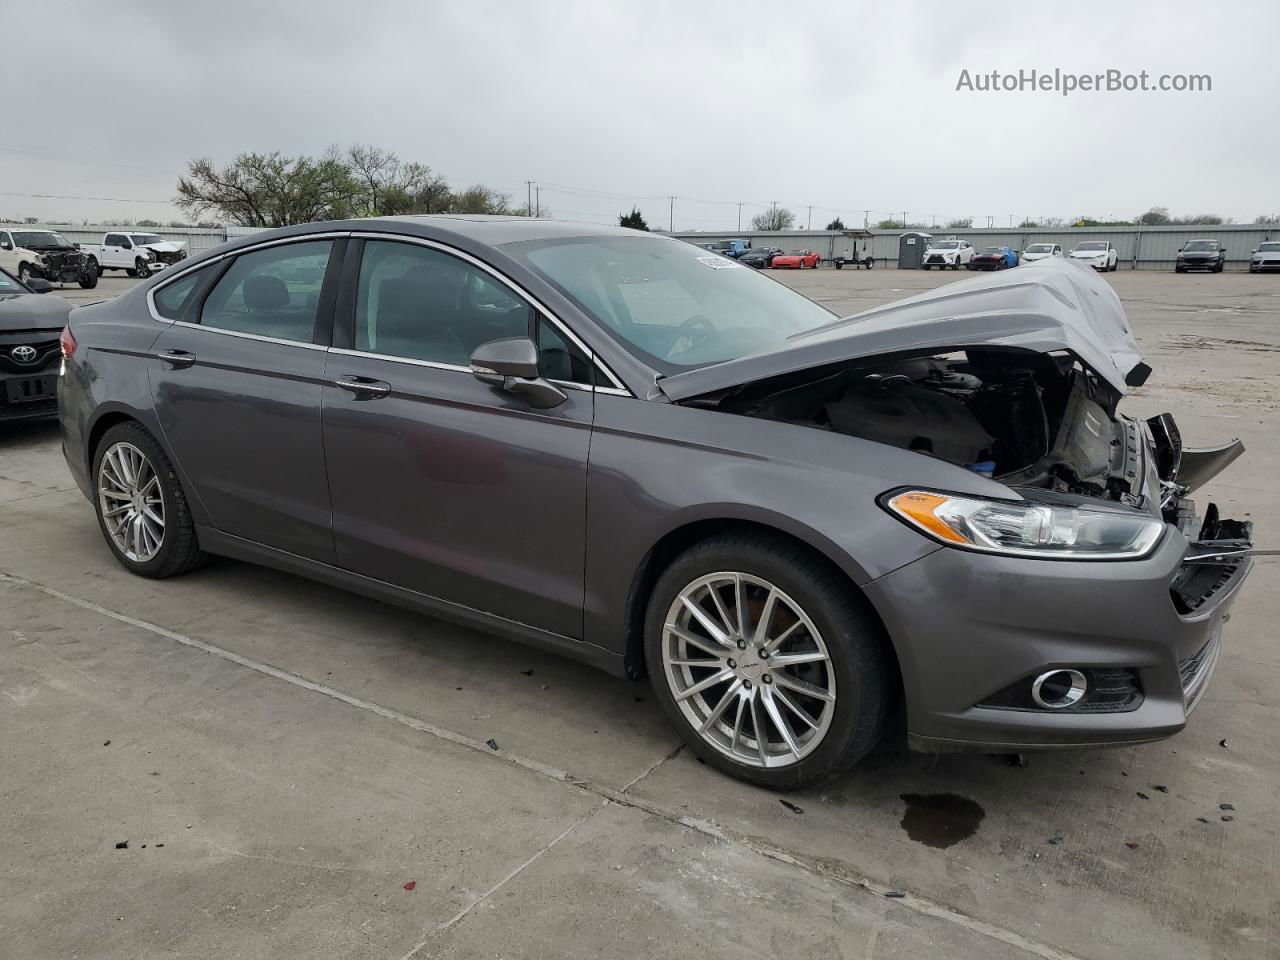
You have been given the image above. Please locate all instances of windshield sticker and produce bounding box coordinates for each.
[696,256,742,269]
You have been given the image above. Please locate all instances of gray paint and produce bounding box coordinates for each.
[58,216,1252,754]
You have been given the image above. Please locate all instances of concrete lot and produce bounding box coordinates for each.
[3,267,1278,959]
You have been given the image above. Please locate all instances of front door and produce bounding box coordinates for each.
[321,237,595,638]
[149,237,344,562]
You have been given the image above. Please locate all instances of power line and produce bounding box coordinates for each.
[1,190,173,204]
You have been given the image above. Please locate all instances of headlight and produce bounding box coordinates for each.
[882,490,1165,560]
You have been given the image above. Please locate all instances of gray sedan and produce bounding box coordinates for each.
[57,217,1256,788]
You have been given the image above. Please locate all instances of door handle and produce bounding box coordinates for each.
[156,349,196,369]
[332,375,391,399]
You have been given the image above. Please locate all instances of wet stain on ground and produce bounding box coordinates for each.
[899,793,985,848]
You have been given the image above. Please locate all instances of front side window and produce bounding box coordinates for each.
[199,240,333,342]
[354,240,532,366]
[509,235,834,373]
[0,267,21,290]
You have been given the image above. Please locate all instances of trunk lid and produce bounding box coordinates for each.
[658,259,1147,402]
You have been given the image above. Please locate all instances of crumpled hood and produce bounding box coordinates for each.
[139,240,186,253]
[0,292,72,332]
[658,258,1147,401]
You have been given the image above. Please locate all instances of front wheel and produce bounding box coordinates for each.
[135,258,152,279]
[79,269,98,289]
[93,422,206,578]
[644,533,893,789]
[18,263,33,284]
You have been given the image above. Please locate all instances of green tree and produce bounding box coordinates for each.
[447,184,511,215]
[619,207,649,230]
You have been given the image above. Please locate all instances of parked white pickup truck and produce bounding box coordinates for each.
[79,232,189,279]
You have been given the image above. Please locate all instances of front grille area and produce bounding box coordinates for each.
[0,338,60,374]
[978,667,1144,713]
[1170,561,1240,614]
[154,249,183,265]
[0,396,56,419]
[1179,635,1220,704]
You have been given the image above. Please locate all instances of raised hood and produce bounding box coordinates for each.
[141,240,186,252]
[658,258,1147,402]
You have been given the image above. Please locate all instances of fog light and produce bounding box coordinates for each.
[1031,669,1088,709]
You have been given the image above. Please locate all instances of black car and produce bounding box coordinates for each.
[0,267,71,422]
[1175,240,1225,273]
[738,246,782,269]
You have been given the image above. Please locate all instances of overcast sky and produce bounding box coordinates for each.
[4,1,1276,230]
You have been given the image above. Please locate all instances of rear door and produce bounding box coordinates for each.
[320,236,595,638]
[149,236,346,562]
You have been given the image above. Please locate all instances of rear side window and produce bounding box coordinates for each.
[152,269,205,320]
[200,241,333,343]
[537,316,592,384]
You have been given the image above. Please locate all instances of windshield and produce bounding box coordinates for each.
[1075,242,1108,252]
[708,241,733,251]
[1183,240,1217,251]
[1260,242,1280,252]
[130,234,163,246]
[981,247,1006,254]
[510,235,835,373]
[12,231,74,250]
[930,241,960,249]
[1025,244,1053,253]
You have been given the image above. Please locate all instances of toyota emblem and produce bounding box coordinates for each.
[10,345,38,364]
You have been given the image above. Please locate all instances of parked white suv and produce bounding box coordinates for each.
[921,239,974,270]
[1069,240,1118,272]
[79,232,189,279]
[1022,242,1063,262]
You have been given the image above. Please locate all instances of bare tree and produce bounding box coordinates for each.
[175,151,359,227]
[751,206,795,231]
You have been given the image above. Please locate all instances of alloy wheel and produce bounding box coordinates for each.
[661,572,836,768]
[98,441,165,563]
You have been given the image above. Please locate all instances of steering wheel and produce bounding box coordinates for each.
[670,314,716,352]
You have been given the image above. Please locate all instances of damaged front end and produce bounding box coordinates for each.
[660,260,1259,748]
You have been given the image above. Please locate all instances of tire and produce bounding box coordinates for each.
[92,421,206,579]
[78,270,98,290]
[643,532,893,790]
[126,268,138,278]
[1214,261,1223,273]
[835,261,843,270]
[86,256,101,278]
[18,263,33,284]
[921,264,930,271]
[135,258,151,279]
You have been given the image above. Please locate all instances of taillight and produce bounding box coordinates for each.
[60,326,77,358]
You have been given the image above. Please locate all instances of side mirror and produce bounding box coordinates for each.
[470,337,567,410]
[26,278,55,294]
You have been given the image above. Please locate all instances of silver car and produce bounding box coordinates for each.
[57,217,1256,788]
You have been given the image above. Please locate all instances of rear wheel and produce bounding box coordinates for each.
[644,533,893,789]
[93,422,206,579]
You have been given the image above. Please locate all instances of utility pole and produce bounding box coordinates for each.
[863,209,870,229]
[902,211,908,229]
[807,205,812,230]
[535,186,541,217]
[525,180,534,217]
[1009,214,1014,228]
[737,202,743,232]
[668,195,675,232]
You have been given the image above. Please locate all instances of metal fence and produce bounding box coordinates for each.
[670,224,1280,271]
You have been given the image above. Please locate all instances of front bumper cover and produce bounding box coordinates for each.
[863,518,1251,752]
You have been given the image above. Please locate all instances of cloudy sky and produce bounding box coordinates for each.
[4,1,1276,230]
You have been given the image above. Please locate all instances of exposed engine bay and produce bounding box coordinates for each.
[692,348,1148,504]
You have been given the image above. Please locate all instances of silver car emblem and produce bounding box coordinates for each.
[11,345,38,364]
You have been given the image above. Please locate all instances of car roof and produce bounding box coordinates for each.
[376,215,636,245]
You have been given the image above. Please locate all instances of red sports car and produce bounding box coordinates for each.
[770,249,821,269]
